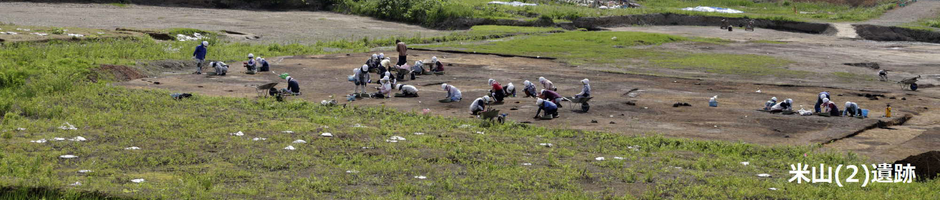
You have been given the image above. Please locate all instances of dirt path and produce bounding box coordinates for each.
[116,49,938,162]
[865,0,940,26]
[0,2,449,44]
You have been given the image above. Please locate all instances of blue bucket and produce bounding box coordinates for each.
[861,109,869,118]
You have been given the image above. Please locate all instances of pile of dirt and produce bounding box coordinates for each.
[894,151,940,180]
[89,64,146,82]
[854,24,940,44]
[572,13,835,34]
[843,62,880,70]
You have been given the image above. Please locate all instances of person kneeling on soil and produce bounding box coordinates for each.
[769,98,792,112]
[504,82,516,97]
[539,89,565,108]
[441,83,462,103]
[469,96,492,115]
[257,57,270,72]
[539,77,557,91]
[763,97,778,111]
[523,80,537,98]
[488,79,507,103]
[395,84,419,97]
[814,91,831,113]
[279,73,300,95]
[371,77,392,98]
[822,98,840,116]
[366,54,380,72]
[574,79,591,99]
[378,57,391,78]
[430,56,444,73]
[535,98,559,119]
[209,61,228,76]
[244,53,258,74]
[410,61,424,80]
[843,101,862,117]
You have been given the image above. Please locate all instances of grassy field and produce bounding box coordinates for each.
[425,31,808,78]
[334,0,898,26]
[2,26,939,199]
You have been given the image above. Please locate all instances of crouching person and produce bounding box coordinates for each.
[763,97,778,111]
[539,89,565,108]
[488,79,506,103]
[395,84,419,97]
[244,53,258,74]
[371,77,392,99]
[523,80,537,98]
[539,77,556,91]
[279,73,300,95]
[504,82,516,97]
[257,57,270,72]
[441,84,462,103]
[769,98,792,112]
[535,99,559,119]
[430,56,444,73]
[574,79,591,99]
[469,96,491,115]
[209,61,228,75]
[822,98,840,116]
[843,101,862,117]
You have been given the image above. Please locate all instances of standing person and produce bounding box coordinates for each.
[814,91,831,113]
[441,83,462,103]
[353,65,370,94]
[192,41,208,74]
[396,40,408,66]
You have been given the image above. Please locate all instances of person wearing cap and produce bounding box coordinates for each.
[504,82,516,97]
[244,53,257,74]
[574,79,591,99]
[814,91,831,113]
[769,98,792,112]
[410,60,424,80]
[396,40,408,66]
[763,97,778,111]
[430,56,444,72]
[257,57,270,72]
[469,96,491,115]
[539,77,556,91]
[488,79,506,103]
[371,77,392,98]
[523,80,537,98]
[366,54,380,72]
[354,65,370,94]
[441,83,462,103]
[192,41,208,74]
[378,57,391,78]
[822,98,840,116]
[535,98,559,119]
[395,84,419,97]
[843,101,861,117]
[539,89,565,107]
[279,73,300,95]
[209,61,228,76]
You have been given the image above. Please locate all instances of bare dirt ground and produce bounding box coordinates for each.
[0,2,449,44]
[117,48,938,163]
[865,0,940,26]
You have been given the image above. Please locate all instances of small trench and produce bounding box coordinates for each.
[854,24,940,44]
[823,114,913,145]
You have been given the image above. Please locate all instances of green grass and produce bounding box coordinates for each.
[2,26,939,199]
[426,31,807,77]
[107,3,128,8]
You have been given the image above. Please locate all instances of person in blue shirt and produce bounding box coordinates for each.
[814,91,830,113]
[279,73,300,95]
[192,41,208,74]
[535,98,558,119]
[843,101,861,117]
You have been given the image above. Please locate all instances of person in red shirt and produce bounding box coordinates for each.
[489,79,506,103]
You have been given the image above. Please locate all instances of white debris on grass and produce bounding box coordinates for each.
[131,179,145,183]
[539,143,553,148]
[78,170,92,173]
[352,124,367,128]
[125,146,141,150]
[282,130,294,134]
[769,187,778,191]
[413,132,425,135]
[487,1,537,7]
[292,140,307,144]
[70,182,82,186]
[614,157,624,160]
[320,133,333,137]
[0,32,19,35]
[476,131,485,135]
[741,161,750,166]
[346,170,359,174]
[522,163,532,166]
[53,137,66,141]
[59,155,78,159]
[31,139,47,143]
[595,157,606,161]
[458,124,472,128]
[627,145,641,151]
[757,173,771,178]
[59,122,78,130]
[15,28,30,31]
[16,128,26,131]
[414,175,427,180]
[67,33,84,38]
[386,136,406,143]
[681,6,744,14]
[252,137,267,141]
[68,136,86,142]
[31,32,48,36]
[230,131,244,136]
[176,33,204,41]
[284,145,296,150]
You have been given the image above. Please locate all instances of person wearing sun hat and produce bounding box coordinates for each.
[244,53,257,74]
[440,83,462,103]
[534,98,558,119]
[279,73,300,95]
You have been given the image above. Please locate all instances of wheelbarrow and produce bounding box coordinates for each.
[568,96,593,112]
[256,82,278,97]
[898,75,920,91]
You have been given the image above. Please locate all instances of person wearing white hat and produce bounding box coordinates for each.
[366,54,380,72]
[243,53,257,74]
[395,84,419,97]
[770,98,792,112]
[469,96,491,115]
[371,77,392,98]
[209,61,228,76]
[504,82,516,97]
[843,101,861,117]
[409,60,424,80]
[279,73,300,95]
[488,79,506,103]
[430,56,444,72]
[378,57,391,78]
[539,77,556,91]
[523,80,537,98]
[763,97,778,111]
[441,83,462,103]
[822,98,840,116]
[353,65,371,94]
[535,98,558,119]
[815,91,831,113]
[574,79,591,99]
[192,41,208,74]
[256,56,270,72]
